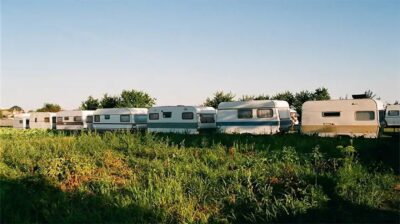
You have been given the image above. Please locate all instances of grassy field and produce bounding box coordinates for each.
[0,129,399,223]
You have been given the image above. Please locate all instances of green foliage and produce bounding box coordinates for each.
[81,96,100,110]
[272,91,295,105]
[36,103,62,112]
[81,89,156,109]
[0,130,398,223]
[313,87,331,101]
[364,89,377,99]
[239,94,270,101]
[100,94,120,108]
[118,89,156,108]
[9,105,24,112]
[203,91,235,108]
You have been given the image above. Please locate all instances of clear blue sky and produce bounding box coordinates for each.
[1,0,399,110]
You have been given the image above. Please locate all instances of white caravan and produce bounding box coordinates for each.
[92,108,148,131]
[30,112,57,129]
[216,100,292,134]
[385,104,400,127]
[56,110,94,130]
[147,106,217,134]
[13,113,30,129]
[301,99,385,138]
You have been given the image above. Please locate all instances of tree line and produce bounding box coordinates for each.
[8,88,393,114]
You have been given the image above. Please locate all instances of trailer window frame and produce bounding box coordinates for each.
[104,115,110,120]
[74,116,83,122]
[182,112,194,120]
[163,112,172,118]
[94,115,100,122]
[120,114,130,122]
[200,114,215,123]
[322,111,341,117]
[257,108,273,118]
[388,110,400,116]
[86,116,93,123]
[355,111,375,121]
[238,109,253,119]
[44,117,50,123]
[64,117,69,121]
[149,113,159,120]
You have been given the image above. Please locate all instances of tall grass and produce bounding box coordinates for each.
[0,129,398,223]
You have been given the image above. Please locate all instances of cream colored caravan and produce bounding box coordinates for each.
[301,99,385,138]
[30,112,57,129]
[56,110,94,130]
[13,113,30,129]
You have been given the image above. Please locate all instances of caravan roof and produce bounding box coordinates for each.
[57,110,93,116]
[93,108,147,115]
[150,106,216,113]
[302,99,384,111]
[14,113,30,119]
[218,100,289,110]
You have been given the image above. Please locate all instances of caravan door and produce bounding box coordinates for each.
[52,117,57,129]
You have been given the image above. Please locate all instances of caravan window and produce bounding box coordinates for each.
[57,117,63,122]
[163,112,172,118]
[322,112,341,117]
[238,109,253,119]
[355,111,375,121]
[64,117,69,121]
[94,115,100,122]
[182,112,194,120]
[19,120,23,124]
[388,110,400,116]
[86,116,93,123]
[200,114,215,123]
[74,116,82,122]
[149,113,159,120]
[44,117,50,123]
[257,109,273,118]
[134,114,147,123]
[104,115,110,120]
[120,115,130,122]
[35,118,37,122]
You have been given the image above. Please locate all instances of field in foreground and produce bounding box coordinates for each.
[0,129,399,223]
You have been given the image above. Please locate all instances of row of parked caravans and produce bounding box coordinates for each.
[12,99,400,138]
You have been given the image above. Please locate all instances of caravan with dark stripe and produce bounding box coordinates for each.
[147,106,216,134]
[216,100,292,134]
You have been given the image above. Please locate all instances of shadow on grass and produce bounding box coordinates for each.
[275,175,399,223]
[0,176,160,223]
[275,200,399,223]
[153,133,400,173]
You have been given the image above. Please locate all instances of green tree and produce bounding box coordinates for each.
[293,90,314,114]
[253,94,270,100]
[81,96,100,110]
[272,91,295,105]
[203,91,235,108]
[9,105,24,112]
[100,94,120,108]
[118,89,156,108]
[364,90,376,99]
[313,87,331,100]
[239,94,270,101]
[37,103,61,112]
